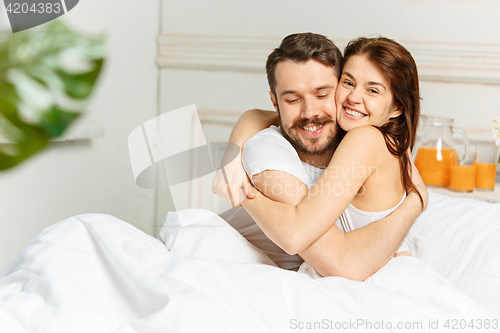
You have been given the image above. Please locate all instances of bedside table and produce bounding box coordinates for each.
[428,183,500,203]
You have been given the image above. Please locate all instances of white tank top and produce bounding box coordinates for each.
[336,193,410,253]
[337,193,406,232]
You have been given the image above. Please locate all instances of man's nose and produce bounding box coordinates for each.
[300,97,320,119]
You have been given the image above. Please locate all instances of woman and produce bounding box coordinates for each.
[214,36,423,275]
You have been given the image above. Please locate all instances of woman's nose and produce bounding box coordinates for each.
[347,88,362,104]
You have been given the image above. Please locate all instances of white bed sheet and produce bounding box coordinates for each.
[411,191,500,316]
[0,192,498,332]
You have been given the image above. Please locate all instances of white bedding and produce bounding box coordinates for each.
[0,192,499,332]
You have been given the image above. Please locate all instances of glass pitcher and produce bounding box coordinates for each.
[413,115,470,187]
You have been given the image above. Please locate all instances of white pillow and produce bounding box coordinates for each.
[159,209,277,267]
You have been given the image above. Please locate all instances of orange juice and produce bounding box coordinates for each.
[475,162,497,190]
[450,164,475,192]
[414,147,456,187]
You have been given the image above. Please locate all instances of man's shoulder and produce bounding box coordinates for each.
[243,125,298,161]
[254,125,281,137]
[244,125,289,147]
[242,125,310,186]
[243,125,298,157]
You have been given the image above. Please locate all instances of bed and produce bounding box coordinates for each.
[0,191,499,332]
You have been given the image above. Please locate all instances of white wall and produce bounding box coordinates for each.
[157,0,500,216]
[162,0,500,43]
[160,0,500,132]
[0,0,160,269]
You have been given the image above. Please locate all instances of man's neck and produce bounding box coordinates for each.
[297,149,335,169]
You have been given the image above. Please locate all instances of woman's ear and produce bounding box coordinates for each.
[390,105,403,119]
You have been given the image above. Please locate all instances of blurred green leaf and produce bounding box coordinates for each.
[0,21,105,171]
[40,107,80,137]
[55,58,103,99]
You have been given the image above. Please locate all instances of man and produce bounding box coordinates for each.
[213,33,426,281]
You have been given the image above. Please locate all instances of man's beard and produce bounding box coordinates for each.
[277,105,340,156]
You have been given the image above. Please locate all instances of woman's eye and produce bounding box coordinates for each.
[342,80,354,87]
[368,89,379,94]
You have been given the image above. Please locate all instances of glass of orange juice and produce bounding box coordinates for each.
[475,145,499,191]
[449,151,475,192]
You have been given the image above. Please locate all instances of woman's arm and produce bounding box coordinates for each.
[212,109,278,206]
[297,148,427,280]
[298,191,423,280]
[241,126,389,255]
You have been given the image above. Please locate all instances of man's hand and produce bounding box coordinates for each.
[212,109,278,207]
[212,150,255,207]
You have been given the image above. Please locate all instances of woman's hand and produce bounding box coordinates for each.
[212,150,255,207]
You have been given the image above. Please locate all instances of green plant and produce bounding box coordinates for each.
[0,21,105,170]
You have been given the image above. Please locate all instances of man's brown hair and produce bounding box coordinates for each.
[266,33,343,95]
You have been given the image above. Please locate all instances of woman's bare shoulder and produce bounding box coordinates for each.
[341,126,386,148]
[337,126,395,165]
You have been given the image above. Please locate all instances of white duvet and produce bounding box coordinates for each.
[0,192,499,332]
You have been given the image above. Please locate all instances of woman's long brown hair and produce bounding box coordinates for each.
[343,37,423,207]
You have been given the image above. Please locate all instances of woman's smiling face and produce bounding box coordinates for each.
[335,54,402,132]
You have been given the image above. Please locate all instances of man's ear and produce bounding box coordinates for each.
[269,91,279,113]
